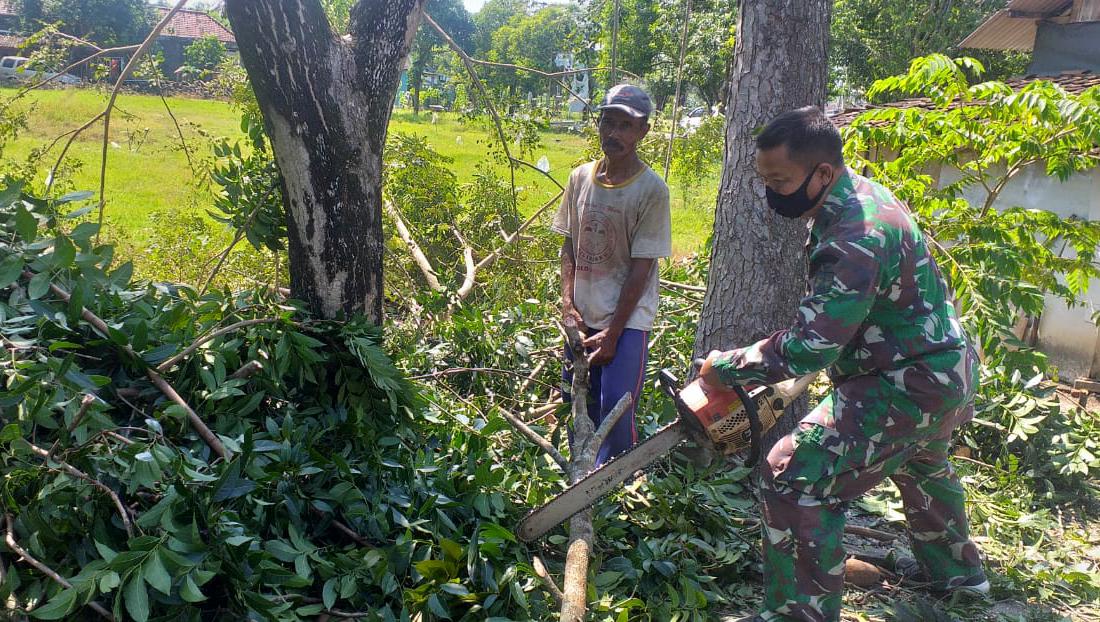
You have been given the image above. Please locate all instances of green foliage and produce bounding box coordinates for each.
[181,35,228,80]
[844,55,1100,478]
[208,112,284,253]
[671,114,724,209]
[31,0,154,47]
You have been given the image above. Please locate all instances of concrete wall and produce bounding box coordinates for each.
[937,163,1100,379]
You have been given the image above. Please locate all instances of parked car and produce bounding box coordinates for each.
[0,56,81,85]
[679,106,712,131]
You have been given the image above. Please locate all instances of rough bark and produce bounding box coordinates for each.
[693,0,832,448]
[224,0,425,322]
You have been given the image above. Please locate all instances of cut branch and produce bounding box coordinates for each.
[533,555,565,607]
[591,392,631,450]
[498,408,568,471]
[5,514,115,620]
[28,272,229,460]
[385,199,444,291]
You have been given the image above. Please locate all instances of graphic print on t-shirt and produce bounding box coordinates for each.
[577,203,618,267]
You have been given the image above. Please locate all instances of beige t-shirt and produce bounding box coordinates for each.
[551,160,671,331]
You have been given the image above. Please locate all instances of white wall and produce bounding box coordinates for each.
[938,164,1100,379]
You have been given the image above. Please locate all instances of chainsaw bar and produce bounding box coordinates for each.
[516,421,690,542]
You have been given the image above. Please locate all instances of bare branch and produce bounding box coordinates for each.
[591,392,632,450]
[498,408,569,471]
[46,393,96,460]
[385,199,444,291]
[423,11,517,217]
[518,359,548,395]
[156,318,282,373]
[200,181,282,296]
[95,0,192,240]
[659,278,706,293]
[408,366,557,390]
[533,555,565,607]
[5,514,115,620]
[229,360,264,380]
[455,229,477,300]
[474,190,563,273]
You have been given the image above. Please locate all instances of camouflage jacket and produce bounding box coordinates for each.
[713,169,974,396]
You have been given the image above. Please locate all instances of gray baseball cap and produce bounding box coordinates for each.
[598,84,653,118]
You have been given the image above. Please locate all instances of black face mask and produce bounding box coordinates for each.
[765,165,828,219]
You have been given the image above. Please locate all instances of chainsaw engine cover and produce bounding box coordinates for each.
[679,379,779,455]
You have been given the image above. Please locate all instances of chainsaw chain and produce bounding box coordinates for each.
[517,420,687,542]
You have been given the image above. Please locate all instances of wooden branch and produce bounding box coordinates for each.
[659,278,706,293]
[95,0,192,239]
[330,518,370,546]
[473,191,563,273]
[46,111,105,195]
[29,442,134,538]
[407,366,557,390]
[384,199,444,291]
[844,525,900,542]
[46,393,96,460]
[498,408,568,472]
[590,392,631,451]
[29,272,229,461]
[560,319,592,622]
[518,359,548,395]
[151,65,196,176]
[229,360,264,380]
[510,157,565,191]
[455,229,477,300]
[199,181,281,296]
[14,43,140,94]
[156,318,281,373]
[5,514,115,620]
[533,555,564,607]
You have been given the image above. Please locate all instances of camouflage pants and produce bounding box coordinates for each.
[757,371,985,622]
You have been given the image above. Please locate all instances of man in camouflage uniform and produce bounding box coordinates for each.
[699,107,987,622]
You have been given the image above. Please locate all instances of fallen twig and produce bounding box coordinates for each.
[844,525,900,543]
[46,393,96,460]
[156,318,282,373]
[229,360,264,380]
[5,514,115,620]
[385,199,444,292]
[29,442,134,538]
[498,408,568,472]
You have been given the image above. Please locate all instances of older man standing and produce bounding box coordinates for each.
[700,107,988,622]
[552,84,671,466]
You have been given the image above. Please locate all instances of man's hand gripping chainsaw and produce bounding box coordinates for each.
[516,365,816,542]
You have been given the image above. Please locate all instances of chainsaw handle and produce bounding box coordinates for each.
[730,383,763,467]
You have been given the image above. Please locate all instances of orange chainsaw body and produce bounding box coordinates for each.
[676,379,779,455]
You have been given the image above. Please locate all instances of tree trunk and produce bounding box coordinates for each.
[224,0,425,322]
[693,0,832,449]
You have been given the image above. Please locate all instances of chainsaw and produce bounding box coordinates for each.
[516,366,815,542]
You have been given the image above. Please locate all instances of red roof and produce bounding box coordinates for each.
[155,7,236,46]
[830,70,1100,127]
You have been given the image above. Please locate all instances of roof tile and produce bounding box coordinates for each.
[155,7,235,45]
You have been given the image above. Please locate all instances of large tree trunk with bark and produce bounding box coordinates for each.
[694,0,832,448]
[224,0,425,322]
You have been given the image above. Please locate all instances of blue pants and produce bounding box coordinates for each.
[563,328,648,467]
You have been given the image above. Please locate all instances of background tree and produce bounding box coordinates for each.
[487,4,582,104]
[408,0,473,115]
[33,0,153,46]
[224,0,425,322]
[693,0,832,451]
[182,34,227,79]
[830,0,1029,95]
[649,0,736,110]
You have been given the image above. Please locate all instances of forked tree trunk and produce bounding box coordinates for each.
[224,0,425,322]
[694,0,832,447]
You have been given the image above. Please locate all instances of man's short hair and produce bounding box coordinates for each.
[755,106,844,167]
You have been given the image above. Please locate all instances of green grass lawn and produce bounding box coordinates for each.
[0,87,716,255]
